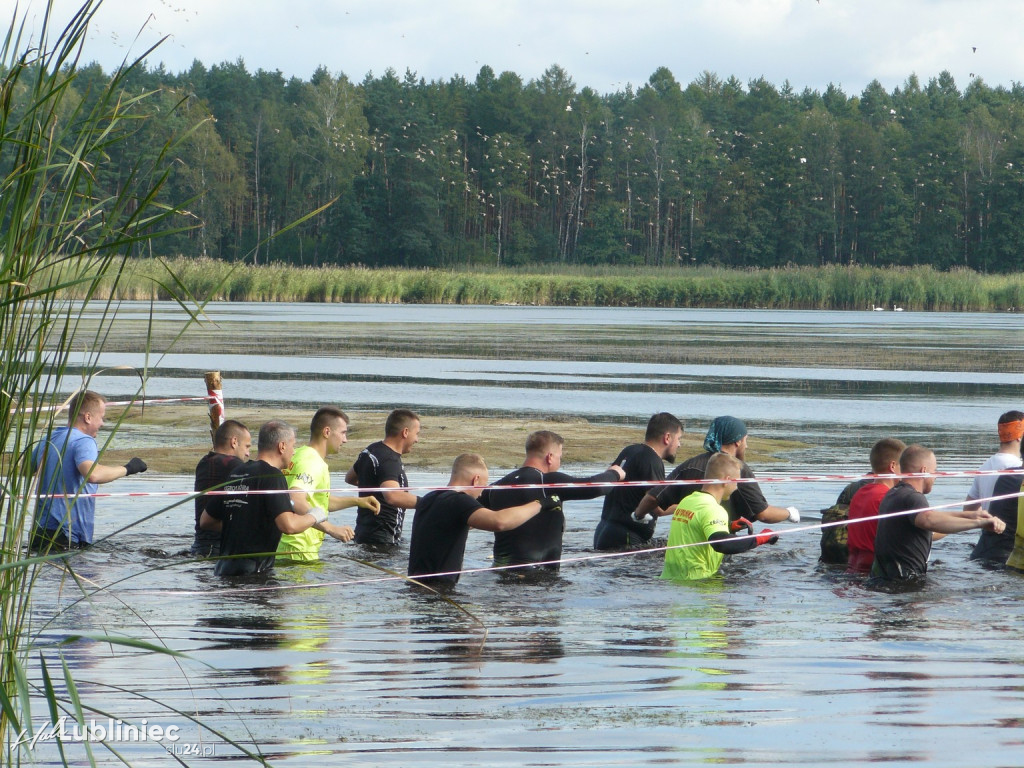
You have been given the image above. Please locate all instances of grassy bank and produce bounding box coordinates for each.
[95,258,1024,311]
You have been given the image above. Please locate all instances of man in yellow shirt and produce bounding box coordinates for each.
[277,407,380,563]
[661,452,778,581]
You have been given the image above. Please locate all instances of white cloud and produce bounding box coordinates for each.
[32,0,1024,95]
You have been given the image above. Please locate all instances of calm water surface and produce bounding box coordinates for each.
[28,304,1024,766]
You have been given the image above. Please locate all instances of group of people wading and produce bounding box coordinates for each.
[29,391,1023,586]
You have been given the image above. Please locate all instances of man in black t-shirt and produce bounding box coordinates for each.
[192,419,251,557]
[408,453,558,586]
[479,430,625,571]
[202,421,332,576]
[632,416,800,526]
[345,409,421,550]
[872,445,1004,581]
[593,412,683,550]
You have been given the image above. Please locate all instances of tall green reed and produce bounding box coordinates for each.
[0,2,247,765]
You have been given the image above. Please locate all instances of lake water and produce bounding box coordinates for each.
[26,303,1024,766]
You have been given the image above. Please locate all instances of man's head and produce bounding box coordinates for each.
[525,430,564,472]
[869,437,906,475]
[385,408,420,454]
[997,410,1024,447]
[258,420,297,469]
[311,406,349,455]
[67,390,106,437]
[704,416,748,460]
[450,453,489,498]
[900,444,937,494]
[645,412,684,462]
[704,451,743,499]
[213,419,252,460]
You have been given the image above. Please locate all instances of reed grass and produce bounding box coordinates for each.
[87,259,1024,311]
[0,3,267,765]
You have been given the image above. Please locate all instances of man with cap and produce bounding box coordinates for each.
[631,416,800,526]
[963,410,1023,513]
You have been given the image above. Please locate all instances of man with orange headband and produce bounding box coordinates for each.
[964,410,1023,513]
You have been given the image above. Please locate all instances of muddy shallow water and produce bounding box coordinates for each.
[25,303,1024,766]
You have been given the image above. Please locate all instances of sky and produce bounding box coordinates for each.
[23,0,1024,96]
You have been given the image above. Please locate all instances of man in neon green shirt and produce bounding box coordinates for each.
[661,453,778,581]
[277,407,381,563]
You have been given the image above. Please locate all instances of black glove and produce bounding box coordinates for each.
[539,495,562,513]
[123,457,148,476]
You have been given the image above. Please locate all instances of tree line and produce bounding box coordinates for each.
[24,58,1024,271]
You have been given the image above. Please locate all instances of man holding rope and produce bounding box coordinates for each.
[633,416,799,526]
[408,453,560,586]
[480,430,625,572]
[593,412,683,550]
[872,444,1005,581]
[31,390,148,551]
[277,407,381,563]
[661,452,778,581]
[201,420,334,577]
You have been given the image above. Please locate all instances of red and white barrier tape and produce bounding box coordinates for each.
[31,466,1024,500]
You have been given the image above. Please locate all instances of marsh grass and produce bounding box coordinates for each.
[92,259,1024,311]
[0,2,279,765]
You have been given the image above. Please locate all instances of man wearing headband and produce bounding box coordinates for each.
[632,416,799,526]
[964,410,1023,513]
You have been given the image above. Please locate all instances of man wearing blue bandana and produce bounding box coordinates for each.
[632,416,800,526]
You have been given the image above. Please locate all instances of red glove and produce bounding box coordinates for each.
[730,517,754,535]
[755,529,779,546]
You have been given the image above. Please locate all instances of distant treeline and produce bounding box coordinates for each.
[22,58,1024,271]
[100,259,1024,311]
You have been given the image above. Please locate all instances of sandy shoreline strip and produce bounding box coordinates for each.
[99,405,806,475]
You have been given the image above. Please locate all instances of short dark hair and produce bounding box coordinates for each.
[311,406,348,438]
[999,410,1024,424]
[645,412,683,441]
[385,408,419,438]
[258,420,295,453]
[213,419,249,449]
[899,444,934,473]
[67,390,104,424]
[869,437,906,474]
[525,430,564,457]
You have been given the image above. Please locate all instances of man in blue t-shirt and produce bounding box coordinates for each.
[31,390,148,550]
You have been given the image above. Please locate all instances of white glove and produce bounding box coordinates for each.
[786,506,800,523]
[308,507,329,525]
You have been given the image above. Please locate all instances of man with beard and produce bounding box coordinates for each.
[593,412,683,550]
[631,416,799,526]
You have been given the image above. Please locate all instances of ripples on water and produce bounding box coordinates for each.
[27,472,1024,767]
[27,304,1024,765]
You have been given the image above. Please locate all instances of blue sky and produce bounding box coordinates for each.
[31,0,1023,95]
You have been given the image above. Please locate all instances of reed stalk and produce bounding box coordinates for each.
[0,2,239,765]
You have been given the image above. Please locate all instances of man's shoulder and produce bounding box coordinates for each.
[668,451,711,479]
[980,452,1023,471]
